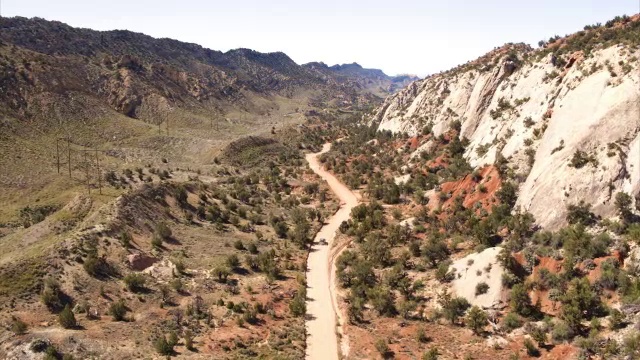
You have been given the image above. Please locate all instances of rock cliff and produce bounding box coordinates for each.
[370,18,640,229]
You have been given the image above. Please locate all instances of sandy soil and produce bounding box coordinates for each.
[305,143,359,360]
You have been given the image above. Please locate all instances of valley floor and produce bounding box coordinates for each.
[305,143,360,360]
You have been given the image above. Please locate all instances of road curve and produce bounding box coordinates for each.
[305,143,359,360]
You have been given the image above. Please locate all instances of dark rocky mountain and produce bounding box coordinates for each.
[0,16,410,124]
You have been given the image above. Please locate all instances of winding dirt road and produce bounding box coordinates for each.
[305,143,359,360]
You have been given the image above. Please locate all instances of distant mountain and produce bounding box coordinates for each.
[303,61,419,96]
[0,16,409,124]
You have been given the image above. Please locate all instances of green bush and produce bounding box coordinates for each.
[465,306,488,334]
[503,312,522,331]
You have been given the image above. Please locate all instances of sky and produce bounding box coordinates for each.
[1,0,638,76]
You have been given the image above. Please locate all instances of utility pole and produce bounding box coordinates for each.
[84,151,91,194]
[95,149,102,195]
[55,139,61,174]
[67,138,72,178]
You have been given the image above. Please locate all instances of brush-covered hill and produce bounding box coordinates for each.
[0,16,405,123]
[0,16,411,226]
[369,14,640,229]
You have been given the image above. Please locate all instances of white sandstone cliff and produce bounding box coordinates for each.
[371,44,640,229]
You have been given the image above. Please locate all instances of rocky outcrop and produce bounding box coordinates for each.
[370,40,640,229]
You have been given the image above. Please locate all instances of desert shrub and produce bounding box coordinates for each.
[417,327,430,343]
[83,254,110,277]
[609,308,625,329]
[119,231,132,248]
[226,254,240,269]
[11,317,28,335]
[58,304,77,329]
[213,266,231,283]
[503,312,522,331]
[569,150,597,169]
[289,286,306,317]
[154,335,174,356]
[509,284,532,316]
[123,273,146,292]
[233,240,245,250]
[154,222,172,241]
[41,278,65,311]
[475,282,490,296]
[524,338,539,356]
[109,300,127,321]
[466,306,488,334]
[551,320,574,342]
[566,201,596,226]
[439,290,470,324]
[423,347,440,360]
[375,339,392,359]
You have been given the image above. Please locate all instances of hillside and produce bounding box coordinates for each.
[0,16,413,224]
[370,15,640,229]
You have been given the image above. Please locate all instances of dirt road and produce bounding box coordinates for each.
[305,143,359,360]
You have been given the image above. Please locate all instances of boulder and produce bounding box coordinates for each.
[127,253,158,271]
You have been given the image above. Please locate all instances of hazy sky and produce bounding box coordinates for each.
[2,0,638,76]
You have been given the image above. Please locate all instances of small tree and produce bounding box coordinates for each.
[615,192,633,223]
[439,289,470,324]
[510,284,532,316]
[58,304,77,329]
[465,306,488,335]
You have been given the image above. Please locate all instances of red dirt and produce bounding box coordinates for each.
[436,165,502,214]
[408,136,419,151]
